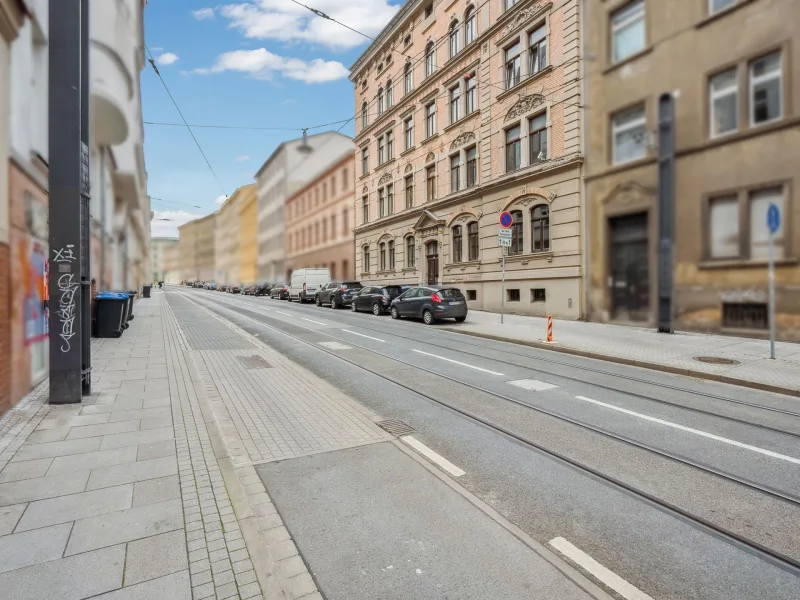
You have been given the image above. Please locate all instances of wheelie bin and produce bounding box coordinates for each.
[94,293,128,338]
[142,285,151,298]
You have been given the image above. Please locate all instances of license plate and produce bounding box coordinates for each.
[450,300,463,305]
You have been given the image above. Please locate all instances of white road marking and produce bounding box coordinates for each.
[400,436,465,477]
[302,318,327,326]
[341,329,385,342]
[575,395,800,464]
[507,379,558,391]
[276,311,293,317]
[549,537,654,600]
[411,349,504,376]
[318,341,351,350]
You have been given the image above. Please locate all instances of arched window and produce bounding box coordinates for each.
[361,101,368,128]
[531,205,550,252]
[380,242,387,270]
[404,62,413,93]
[468,221,479,261]
[377,87,385,115]
[510,210,523,255]
[363,245,371,272]
[406,236,416,268]
[452,225,463,262]
[465,7,476,45]
[425,41,435,77]
[388,240,395,269]
[449,21,460,58]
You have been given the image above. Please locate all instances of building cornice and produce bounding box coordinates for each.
[0,0,25,43]
[349,0,425,77]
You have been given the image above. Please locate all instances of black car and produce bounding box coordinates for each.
[242,284,258,295]
[351,285,404,315]
[390,286,467,324]
[315,281,362,309]
[270,283,289,299]
[255,282,272,296]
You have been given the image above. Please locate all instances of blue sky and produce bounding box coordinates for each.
[145,0,403,237]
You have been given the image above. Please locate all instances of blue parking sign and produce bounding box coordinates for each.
[767,203,780,234]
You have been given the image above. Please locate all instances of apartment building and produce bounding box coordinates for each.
[161,241,180,283]
[350,0,584,318]
[215,185,255,286]
[584,0,800,339]
[150,237,179,282]
[239,185,258,284]
[286,153,356,282]
[255,131,355,282]
[178,212,216,282]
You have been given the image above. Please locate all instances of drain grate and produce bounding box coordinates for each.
[693,356,740,365]
[376,419,415,437]
[237,355,272,369]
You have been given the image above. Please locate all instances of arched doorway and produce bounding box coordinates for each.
[426,241,439,286]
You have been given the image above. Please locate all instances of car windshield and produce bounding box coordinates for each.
[342,282,362,290]
[437,288,463,298]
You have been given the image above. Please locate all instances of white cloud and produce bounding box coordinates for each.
[235,155,251,162]
[156,52,180,66]
[193,48,349,83]
[215,195,228,204]
[192,8,215,20]
[218,0,400,51]
[151,210,207,238]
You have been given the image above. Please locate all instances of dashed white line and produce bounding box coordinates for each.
[275,311,293,317]
[507,379,558,391]
[302,318,327,326]
[400,436,465,477]
[319,341,351,350]
[575,395,800,464]
[411,349,504,376]
[549,537,654,600]
[341,329,385,342]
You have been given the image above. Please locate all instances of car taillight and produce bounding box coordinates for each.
[431,293,442,303]
[303,282,307,292]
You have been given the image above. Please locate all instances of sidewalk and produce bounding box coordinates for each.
[443,311,800,396]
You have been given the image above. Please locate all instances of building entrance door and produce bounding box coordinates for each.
[609,212,649,321]
[426,241,439,286]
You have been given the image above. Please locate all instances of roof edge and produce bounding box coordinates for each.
[349,0,423,77]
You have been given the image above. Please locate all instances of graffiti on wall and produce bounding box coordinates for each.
[18,240,48,345]
[53,244,79,353]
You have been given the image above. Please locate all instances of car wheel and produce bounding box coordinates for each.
[423,310,435,325]
[351,302,357,312]
[330,298,337,309]
[315,296,322,307]
[391,307,400,320]
[454,316,466,323]
[372,303,381,316]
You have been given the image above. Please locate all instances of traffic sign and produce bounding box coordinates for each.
[498,229,512,240]
[499,211,513,228]
[767,203,780,234]
[499,238,512,247]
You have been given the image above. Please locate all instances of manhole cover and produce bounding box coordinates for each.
[237,355,272,369]
[376,419,415,437]
[693,356,740,365]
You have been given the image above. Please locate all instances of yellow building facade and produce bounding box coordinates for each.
[238,184,259,284]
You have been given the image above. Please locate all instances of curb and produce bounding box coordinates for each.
[443,328,800,398]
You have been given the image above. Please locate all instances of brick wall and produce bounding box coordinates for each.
[0,242,10,416]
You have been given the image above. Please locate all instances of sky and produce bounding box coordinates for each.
[144,0,404,238]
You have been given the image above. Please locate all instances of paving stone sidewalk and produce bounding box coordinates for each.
[443,310,800,396]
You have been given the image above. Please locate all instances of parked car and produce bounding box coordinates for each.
[209,283,218,290]
[217,284,227,292]
[289,268,330,303]
[228,283,241,294]
[390,286,467,324]
[243,283,258,296]
[270,283,289,300]
[351,285,404,315]
[255,282,272,296]
[315,281,362,309]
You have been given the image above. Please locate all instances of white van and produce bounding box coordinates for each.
[289,268,331,303]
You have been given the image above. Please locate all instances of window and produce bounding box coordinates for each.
[342,208,348,235]
[315,188,320,205]
[387,183,394,215]
[750,187,784,259]
[387,130,394,160]
[389,240,395,269]
[331,176,336,196]
[405,34,412,47]
[465,7,476,44]
[361,147,369,174]
[508,289,521,302]
[529,113,548,163]
[510,210,523,255]
[468,222,479,261]
[322,217,328,242]
[611,104,646,165]
[361,101,369,128]
[363,246,370,271]
[362,196,369,223]
[450,154,461,192]
[750,51,782,125]
[448,21,459,58]
[710,68,738,137]
[378,188,387,217]
[611,0,645,63]
[380,243,387,270]
[424,3,433,18]
[404,62,413,93]
[506,0,519,10]
[452,226,463,262]
[723,302,768,330]
[710,0,736,14]
[314,222,320,245]
[331,214,336,239]
[505,41,522,89]
[425,102,437,138]
[377,87,385,115]
[425,42,435,77]
[323,182,328,201]
[404,116,414,149]
[426,165,436,201]
[449,84,462,123]
[465,75,477,114]
[531,205,550,252]
[506,125,521,172]
[406,236,416,267]
[342,168,348,189]
[466,290,477,301]
[708,195,739,258]
[405,175,414,208]
[386,80,394,108]
[378,136,385,165]
[532,288,546,302]
[529,24,547,75]
[466,146,478,187]
[342,259,348,278]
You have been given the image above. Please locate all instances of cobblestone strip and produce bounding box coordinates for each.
[161,298,264,600]
[0,383,51,471]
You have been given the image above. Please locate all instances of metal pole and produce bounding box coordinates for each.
[80,0,91,396]
[501,250,505,324]
[657,93,676,334]
[769,231,775,359]
[100,149,106,289]
[48,0,84,403]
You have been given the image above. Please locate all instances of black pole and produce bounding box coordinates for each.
[657,93,675,334]
[80,0,92,395]
[48,0,84,403]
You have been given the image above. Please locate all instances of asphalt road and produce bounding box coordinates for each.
[178,287,800,600]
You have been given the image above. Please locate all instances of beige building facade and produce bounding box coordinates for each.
[215,185,255,286]
[585,0,800,339]
[178,212,216,282]
[150,237,179,282]
[286,153,356,282]
[351,0,584,318]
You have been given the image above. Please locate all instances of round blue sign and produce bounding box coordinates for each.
[499,211,513,228]
[767,203,780,234]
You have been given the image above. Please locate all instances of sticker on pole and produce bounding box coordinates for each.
[767,203,780,234]
[499,211,513,228]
